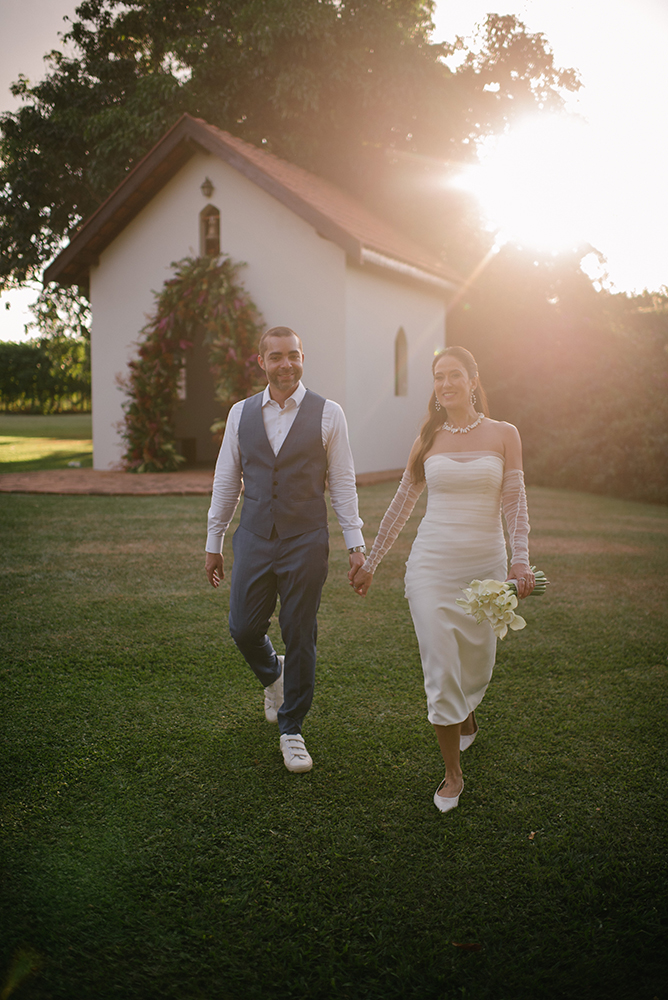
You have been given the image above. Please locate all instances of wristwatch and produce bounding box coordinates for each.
[348,545,367,555]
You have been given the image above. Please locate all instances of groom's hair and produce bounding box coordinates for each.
[258,326,304,356]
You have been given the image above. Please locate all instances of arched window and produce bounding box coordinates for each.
[200,204,220,256]
[395,326,408,396]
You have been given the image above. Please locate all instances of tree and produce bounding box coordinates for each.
[0,1,579,291]
[447,246,668,504]
[26,285,91,341]
[0,337,90,412]
[0,286,92,412]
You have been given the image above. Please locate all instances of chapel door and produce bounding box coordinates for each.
[173,329,223,465]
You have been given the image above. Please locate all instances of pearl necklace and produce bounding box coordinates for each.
[442,413,484,434]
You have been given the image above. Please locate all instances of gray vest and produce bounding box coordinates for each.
[238,389,328,540]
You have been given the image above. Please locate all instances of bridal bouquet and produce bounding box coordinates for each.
[456,569,549,639]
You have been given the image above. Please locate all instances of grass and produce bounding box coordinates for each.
[0,414,92,472]
[1,484,667,1000]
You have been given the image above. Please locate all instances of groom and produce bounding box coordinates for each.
[205,327,366,773]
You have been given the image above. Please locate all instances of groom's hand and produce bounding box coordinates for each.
[349,564,373,598]
[206,552,224,588]
[348,551,365,576]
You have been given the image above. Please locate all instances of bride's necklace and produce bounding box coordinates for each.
[442,412,484,434]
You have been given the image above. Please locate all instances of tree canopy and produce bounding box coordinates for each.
[0,336,90,413]
[448,246,668,504]
[0,0,579,290]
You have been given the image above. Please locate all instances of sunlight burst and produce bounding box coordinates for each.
[453,116,597,253]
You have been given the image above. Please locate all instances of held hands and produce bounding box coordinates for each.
[205,552,224,588]
[348,556,373,598]
[348,550,365,578]
[207,551,368,593]
[507,563,535,599]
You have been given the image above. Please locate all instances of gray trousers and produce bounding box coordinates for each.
[228,525,329,735]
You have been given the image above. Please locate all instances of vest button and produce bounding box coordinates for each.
[273,480,278,486]
[272,493,278,499]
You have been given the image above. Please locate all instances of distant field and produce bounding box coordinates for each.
[0,413,92,472]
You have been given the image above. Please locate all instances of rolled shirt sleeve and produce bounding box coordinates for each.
[206,401,244,553]
[321,399,365,549]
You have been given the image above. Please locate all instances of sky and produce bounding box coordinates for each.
[1,0,667,341]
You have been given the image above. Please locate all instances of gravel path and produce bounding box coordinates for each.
[0,467,402,495]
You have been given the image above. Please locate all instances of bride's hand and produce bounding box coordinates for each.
[349,566,373,597]
[508,564,535,598]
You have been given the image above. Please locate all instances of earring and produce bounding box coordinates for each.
[470,389,477,406]
[435,399,441,411]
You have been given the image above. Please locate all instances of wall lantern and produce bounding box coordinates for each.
[200,177,214,198]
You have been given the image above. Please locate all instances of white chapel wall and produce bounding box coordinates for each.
[89,152,347,469]
[89,181,192,469]
[344,266,446,475]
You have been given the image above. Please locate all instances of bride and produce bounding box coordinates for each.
[350,347,535,813]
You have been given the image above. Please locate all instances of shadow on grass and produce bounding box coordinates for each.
[0,447,93,473]
[0,413,93,473]
[3,657,666,1000]
[0,414,92,438]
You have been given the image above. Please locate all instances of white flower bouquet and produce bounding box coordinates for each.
[456,569,549,639]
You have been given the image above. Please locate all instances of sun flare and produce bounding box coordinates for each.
[453,115,598,253]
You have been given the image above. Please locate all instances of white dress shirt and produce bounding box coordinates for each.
[206,382,365,553]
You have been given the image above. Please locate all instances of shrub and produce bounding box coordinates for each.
[0,337,90,413]
[449,248,668,505]
[120,254,265,472]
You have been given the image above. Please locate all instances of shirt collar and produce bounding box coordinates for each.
[262,381,306,409]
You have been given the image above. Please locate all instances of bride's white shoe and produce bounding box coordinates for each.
[460,713,478,752]
[433,778,464,813]
[460,729,478,751]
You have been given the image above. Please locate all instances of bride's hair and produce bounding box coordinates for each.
[408,346,490,484]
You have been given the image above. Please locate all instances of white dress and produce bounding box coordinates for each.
[404,452,507,727]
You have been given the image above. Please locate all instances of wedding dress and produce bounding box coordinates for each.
[363,451,529,727]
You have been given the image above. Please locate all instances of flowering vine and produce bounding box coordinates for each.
[120,254,265,472]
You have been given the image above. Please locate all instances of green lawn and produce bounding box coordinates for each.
[0,414,92,472]
[1,484,667,1000]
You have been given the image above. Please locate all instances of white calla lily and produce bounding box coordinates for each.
[456,571,547,640]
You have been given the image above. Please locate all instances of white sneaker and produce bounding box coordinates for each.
[263,655,284,724]
[280,733,313,773]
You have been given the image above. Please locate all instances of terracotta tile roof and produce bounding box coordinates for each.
[194,118,458,283]
[44,113,460,292]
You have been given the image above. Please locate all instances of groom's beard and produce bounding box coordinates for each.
[267,366,302,395]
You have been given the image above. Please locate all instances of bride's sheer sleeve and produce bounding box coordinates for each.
[362,470,425,574]
[501,467,530,565]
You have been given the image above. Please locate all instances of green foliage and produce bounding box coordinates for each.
[0,1,579,288]
[26,284,91,342]
[452,13,580,117]
[0,337,91,413]
[448,247,668,504]
[0,286,91,416]
[120,254,265,472]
